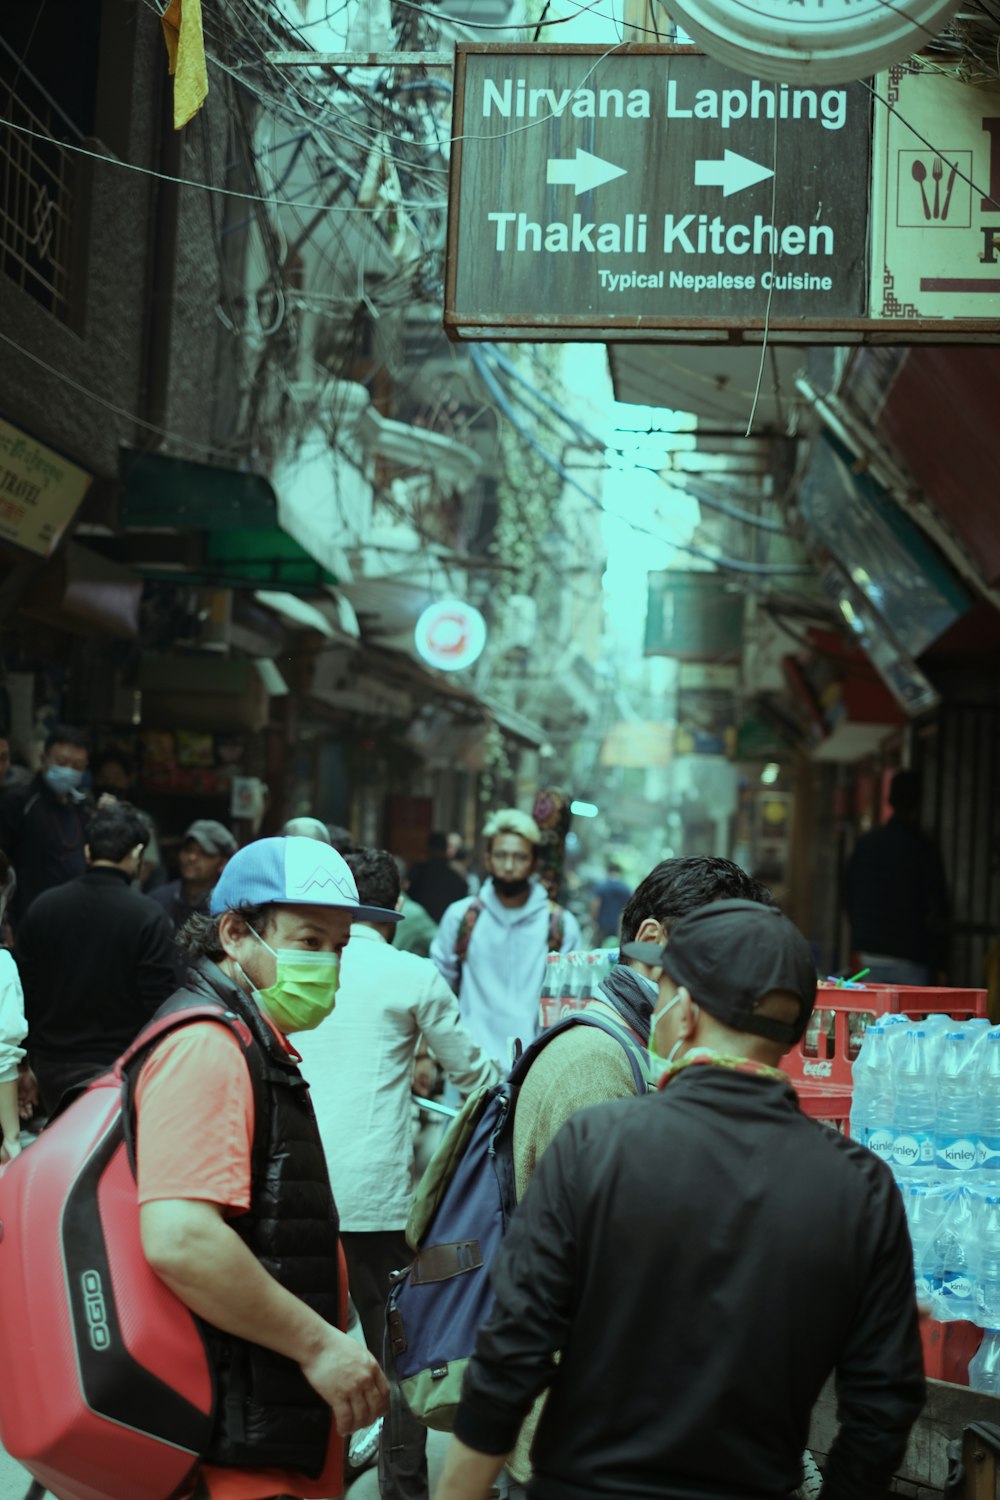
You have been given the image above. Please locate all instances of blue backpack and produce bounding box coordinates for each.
[386,1012,649,1430]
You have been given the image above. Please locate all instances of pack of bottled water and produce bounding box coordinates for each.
[851,1017,1000,1331]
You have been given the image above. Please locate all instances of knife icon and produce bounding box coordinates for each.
[941,159,958,220]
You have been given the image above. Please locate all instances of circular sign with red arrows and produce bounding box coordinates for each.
[414,600,487,672]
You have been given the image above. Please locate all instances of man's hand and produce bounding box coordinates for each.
[300,1326,389,1435]
[17,1067,37,1121]
[413,1053,438,1098]
[142,1197,389,1433]
[433,1435,506,1500]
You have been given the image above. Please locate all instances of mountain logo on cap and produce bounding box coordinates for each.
[290,866,357,900]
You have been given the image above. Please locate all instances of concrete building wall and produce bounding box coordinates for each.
[0,1,227,480]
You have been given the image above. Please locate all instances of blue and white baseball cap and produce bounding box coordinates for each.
[210,836,403,922]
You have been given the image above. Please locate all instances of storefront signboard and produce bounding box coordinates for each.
[449,45,1000,344]
[871,66,1000,322]
[0,417,93,557]
[446,45,871,340]
[414,599,487,671]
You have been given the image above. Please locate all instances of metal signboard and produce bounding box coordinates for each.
[0,416,93,557]
[446,45,1000,344]
[446,45,872,342]
[870,65,1000,322]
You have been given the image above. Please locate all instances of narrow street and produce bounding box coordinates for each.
[1,0,999,1497]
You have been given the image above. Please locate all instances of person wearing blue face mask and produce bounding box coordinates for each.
[0,724,90,928]
[134,835,401,1500]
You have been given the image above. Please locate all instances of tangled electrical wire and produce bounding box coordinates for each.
[913,0,1000,83]
[468,343,820,584]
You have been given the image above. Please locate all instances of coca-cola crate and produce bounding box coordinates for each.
[920,1317,983,1384]
[538,995,588,1029]
[786,983,989,1094]
[793,1080,853,1134]
[787,983,987,1141]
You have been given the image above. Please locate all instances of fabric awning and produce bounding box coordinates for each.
[843,348,1000,590]
[21,542,142,638]
[119,448,338,589]
[481,695,547,749]
[797,431,971,659]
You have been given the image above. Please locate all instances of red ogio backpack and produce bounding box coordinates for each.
[0,1005,261,1500]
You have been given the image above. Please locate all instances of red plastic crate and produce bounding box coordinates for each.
[787,983,988,1090]
[920,1317,983,1385]
[786,982,988,1136]
[794,1080,853,1132]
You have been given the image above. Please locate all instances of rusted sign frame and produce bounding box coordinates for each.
[444,43,1000,345]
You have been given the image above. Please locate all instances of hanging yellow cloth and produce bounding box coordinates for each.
[161,0,208,130]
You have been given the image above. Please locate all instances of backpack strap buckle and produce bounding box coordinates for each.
[410,1240,484,1284]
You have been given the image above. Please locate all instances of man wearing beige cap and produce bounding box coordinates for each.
[151,818,238,931]
[431,809,580,1068]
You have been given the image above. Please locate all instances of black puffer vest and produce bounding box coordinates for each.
[128,959,340,1477]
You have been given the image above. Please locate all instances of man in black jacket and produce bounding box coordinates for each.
[436,900,925,1500]
[845,769,949,984]
[17,800,176,1113]
[0,723,91,927]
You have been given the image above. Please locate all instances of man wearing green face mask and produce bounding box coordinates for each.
[132,835,403,1500]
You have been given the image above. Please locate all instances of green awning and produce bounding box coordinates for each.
[121,449,278,529]
[119,449,337,588]
[204,528,335,587]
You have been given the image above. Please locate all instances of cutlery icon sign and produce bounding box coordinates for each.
[912,155,958,220]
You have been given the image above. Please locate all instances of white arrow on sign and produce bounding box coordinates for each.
[694,150,774,198]
[546,149,627,196]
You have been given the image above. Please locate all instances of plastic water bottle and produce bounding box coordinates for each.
[850,1024,894,1161]
[978,1195,1000,1328]
[930,1189,977,1315]
[892,1029,937,1178]
[903,1181,937,1301]
[935,1032,980,1177]
[979,1031,1000,1182]
[968,1329,1000,1394]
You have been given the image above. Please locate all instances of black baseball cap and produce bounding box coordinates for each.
[620,898,818,1045]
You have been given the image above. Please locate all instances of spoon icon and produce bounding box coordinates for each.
[912,159,931,220]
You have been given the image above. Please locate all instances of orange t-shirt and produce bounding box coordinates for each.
[135,1020,346,1500]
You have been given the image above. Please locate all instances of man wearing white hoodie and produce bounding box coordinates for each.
[430,810,580,1068]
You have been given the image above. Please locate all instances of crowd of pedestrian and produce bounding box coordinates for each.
[0,728,929,1500]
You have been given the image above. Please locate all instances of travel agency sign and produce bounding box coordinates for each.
[445,46,1000,344]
